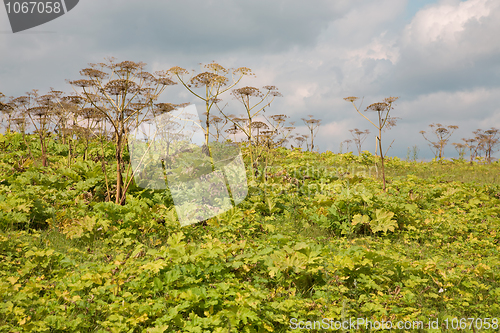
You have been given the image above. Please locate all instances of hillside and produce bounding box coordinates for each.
[1,132,500,332]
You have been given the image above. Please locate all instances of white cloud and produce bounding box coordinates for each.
[344,32,400,65]
[403,0,490,45]
[2,0,500,159]
[399,87,500,122]
[315,121,352,152]
[390,0,500,96]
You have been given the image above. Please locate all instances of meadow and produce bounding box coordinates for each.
[1,131,499,332]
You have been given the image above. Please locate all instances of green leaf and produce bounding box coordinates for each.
[352,214,370,226]
[370,209,397,233]
[154,277,163,291]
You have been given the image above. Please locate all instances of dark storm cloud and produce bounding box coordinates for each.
[0,0,343,97]
[71,0,342,55]
[1,0,500,159]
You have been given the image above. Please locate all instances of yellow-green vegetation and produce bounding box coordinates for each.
[1,132,500,332]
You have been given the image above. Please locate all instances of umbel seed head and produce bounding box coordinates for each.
[344,96,359,102]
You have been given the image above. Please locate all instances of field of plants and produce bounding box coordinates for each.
[1,130,500,332]
[1,59,500,332]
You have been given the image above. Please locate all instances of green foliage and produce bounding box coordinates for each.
[1,135,500,332]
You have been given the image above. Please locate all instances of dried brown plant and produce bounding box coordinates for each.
[420,123,459,160]
[345,95,399,191]
[69,58,178,204]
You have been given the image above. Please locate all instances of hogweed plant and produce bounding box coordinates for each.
[420,123,458,161]
[217,85,282,174]
[344,96,399,191]
[406,145,420,162]
[459,128,500,164]
[349,128,370,155]
[293,134,307,149]
[301,115,321,152]
[11,90,59,167]
[264,114,295,149]
[70,58,178,205]
[452,142,467,160]
[339,139,352,154]
[168,62,253,148]
[0,92,15,133]
[474,127,499,163]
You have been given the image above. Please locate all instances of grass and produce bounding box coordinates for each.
[385,158,500,185]
[1,141,500,332]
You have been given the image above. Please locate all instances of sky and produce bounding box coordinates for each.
[1,0,499,161]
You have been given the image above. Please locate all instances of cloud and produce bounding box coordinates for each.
[402,0,490,45]
[398,87,500,129]
[392,0,500,95]
[64,0,344,56]
[1,0,500,159]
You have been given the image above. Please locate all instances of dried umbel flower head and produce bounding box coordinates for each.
[252,121,269,130]
[436,127,448,135]
[0,102,14,113]
[155,77,176,87]
[384,117,400,130]
[234,67,253,76]
[80,68,108,80]
[303,118,321,125]
[232,86,263,99]
[383,96,399,104]
[190,72,228,88]
[37,94,55,108]
[167,66,190,76]
[85,93,104,104]
[81,107,101,119]
[453,143,466,149]
[260,130,274,137]
[137,87,155,98]
[463,138,476,145]
[231,117,247,125]
[49,90,64,99]
[69,79,94,88]
[59,97,80,110]
[350,128,369,136]
[129,102,147,111]
[103,79,139,95]
[344,96,359,102]
[208,97,222,104]
[209,115,225,124]
[263,85,277,91]
[122,108,136,118]
[136,71,154,80]
[204,62,227,74]
[263,85,283,97]
[294,136,306,145]
[365,102,389,112]
[28,106,49,118]
[270,114,287,124]
[155,103,176,114]
[154,102,190,114]
[12,117,26,128]
[12,96,30,106]
[225,127,240,135]
[115,60,145,72]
